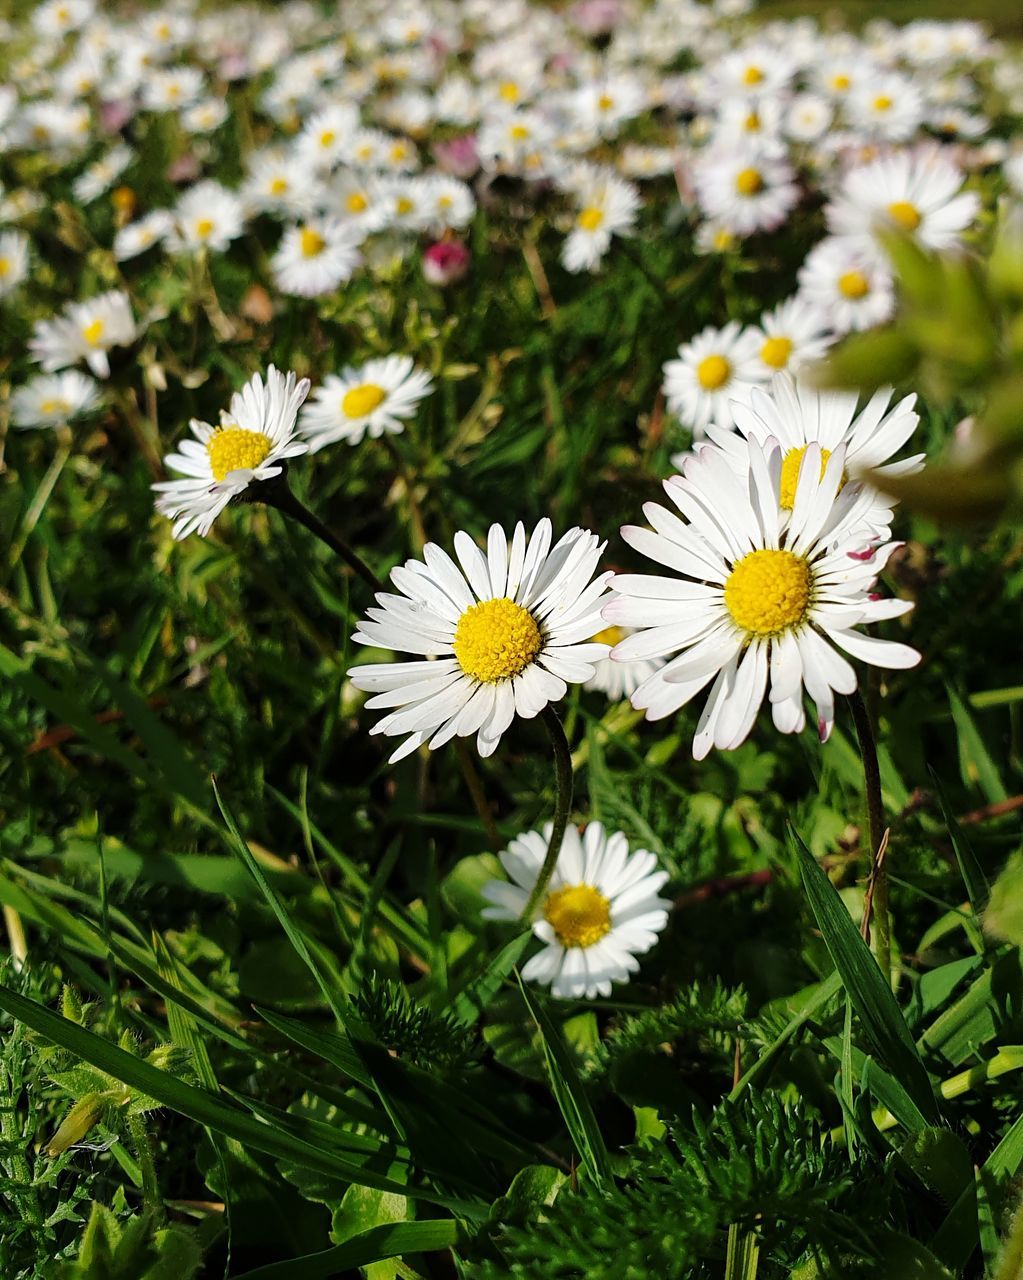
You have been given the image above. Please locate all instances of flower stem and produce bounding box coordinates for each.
[260,477,384,594]
[520,706,574,922]
[127,1113,161,1216]
[848,688,890,982]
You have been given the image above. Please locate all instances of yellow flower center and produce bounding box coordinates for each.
[697,354,731,391]
[194,218,215,239]
[438,194,453,209]
[207,427,273,482]
[346,192,368,213]
[509,124,531,140]
[39,398,71,415]
[743,65,764,86]
[499,81,520,102]
[342,383,387,418]
[390,143,408,162]
[591,625,624,646]
[760,336,793,370]
[713,229,735,252]
[270,177,289,195]
[81,318,105,346]
[395,196,415,215]
[356,143,374,160]
[452,597,542,684]
[872,94,893,112]
[578,206,604,231]
[0,257,9,278]
[724,549,812,636]
[778,445,835,510]
[735,167,763,196]
[598,93,614,111]
[319,129,336,147]
[831,73,851,91]
[299,227,326,257]
[112,186,135,214]
[838,269,870,299]
[745,111,761,131]
[543,884,612,949]
[167,84,180,100]
[887,200,921,231]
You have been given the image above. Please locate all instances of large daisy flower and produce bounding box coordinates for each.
[299,355,434,450]
[153,366,310,539]
[349,519,613,760]
[704,373,922,538]
[481,821,671,999]
[604,437,920,757]
[825,145,980,252]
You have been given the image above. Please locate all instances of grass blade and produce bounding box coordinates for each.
[232,1220,461,1279]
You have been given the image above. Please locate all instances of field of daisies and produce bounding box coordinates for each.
[4,0,1023,1276]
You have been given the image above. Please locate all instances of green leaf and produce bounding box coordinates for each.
[230,1220,461,1278]
[516,976,612,1187]
[947,687,1008,805]
[984,855,1023,947]
[793,828,939,1125]
[449,931,531,1025]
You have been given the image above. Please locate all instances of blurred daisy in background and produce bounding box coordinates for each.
[10,370,101,430]
[72,144,133,204]
[300,355,434,449]
[271,218,364,296]
[348,518,613,760]
[113,210,173,261]
[166,181,245,254]
[693,146,799,237]
[0,229,30,299]
[605,437,920,756]
[584,623,665,702]
[153,366,310,539]
[748,296,833,381]
[797,236,895,334]
[560,169,640,273]
[29,290,135,378]
[663,321,765,436]
[482,821,670,999]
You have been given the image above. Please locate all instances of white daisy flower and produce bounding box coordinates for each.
[183,99,229,134]
[72,144,133,205]
[241,150,319,219]
[693,146,800,237]
[797,236,895,335]
[328,170,390,231]
[705,372,923,539]
[11,370,101,430]
[297,104,361,170]
[113,211,174,262]
[825,145,980,252]
[420,174,476,232]
[663,321,766,437]
[376,176,433,232]
[300,355,434,451]
[584,624,665,703]
[604,437,920,757]
[748,296,834,381]
[481,821,671,1000]
[784,93,833,143]
[348,518,613,761]
[153,366,311,540]
[29,290,136,379]
[847,74,925,141]
[0,230,30,299]
[271,218,364,297]
[166,182,246,255]
[561,171,640,274]
[143,66,205,112]
[33,0,94,37]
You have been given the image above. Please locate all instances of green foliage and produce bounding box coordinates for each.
[53,1203,202,1280]
[352,974,482,1073]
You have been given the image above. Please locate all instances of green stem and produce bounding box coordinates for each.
[520,706,574,921]
[848,688,890,983]
[127,1113,161,1216]
[260,477,384,594]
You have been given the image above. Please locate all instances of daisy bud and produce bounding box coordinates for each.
[423,240,470,286]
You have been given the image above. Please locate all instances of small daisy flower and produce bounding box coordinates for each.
[113,210,174,261]
[299,355,434,450]
[377,176,433,232]
[29,290,136,379]
[183,99,229,135]
[143,66,205,112]
[847,74,925,141]
[328,170,390,232]
[584,624,665,703]
[0,230,30,299]
[825,145,980,252]
[693,146,800,237]
[166,181,245,255]
[11,370,101,430]
[481,821,670,1000]
[785,93,833,143]
[33,0,94,37]
[348,518,613,761]
[153,366,311,540]
[72,144,133,204]
[748,296,834,381]
[797,237,895,335]
[663,321,766,437]
[420,174,476,232]
[605,437,920,756]
[271,218,364,297]
[242,150,319,218]
[706,372,923,539]
[297,104,361,170]
[561,171,640,274]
